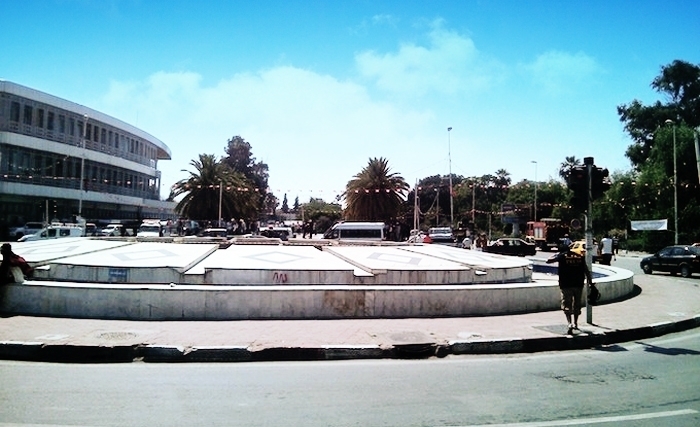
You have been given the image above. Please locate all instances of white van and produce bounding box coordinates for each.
[137,220,162,237]
[323,222,386,241]
[18,225,84,241]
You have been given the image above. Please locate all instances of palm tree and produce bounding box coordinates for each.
[170,154,257,221]
[344,157,409,221]
[558,156,581,180]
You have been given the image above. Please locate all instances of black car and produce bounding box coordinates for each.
[640,245,700,278]
[483,238,537,257]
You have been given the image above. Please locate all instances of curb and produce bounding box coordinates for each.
[1,316,698,363]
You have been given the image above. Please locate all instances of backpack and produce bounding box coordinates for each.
[588,283,601,305]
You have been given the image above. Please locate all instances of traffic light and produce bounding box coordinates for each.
[591,167,610,200]
[567,165,588,211]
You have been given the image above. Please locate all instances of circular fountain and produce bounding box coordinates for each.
[0,237,634,320]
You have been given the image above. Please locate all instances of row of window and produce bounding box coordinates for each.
[1,145,160,199]
[5,96,159,165]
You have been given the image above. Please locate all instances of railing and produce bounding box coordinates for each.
[2,121,155,168]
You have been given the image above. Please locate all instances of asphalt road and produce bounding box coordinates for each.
[1,327,699,427]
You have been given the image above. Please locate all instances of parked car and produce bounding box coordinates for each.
[18,225,84,241]
[569,240,600,263]
[640,245,700,278]
[100,224,133,237]
[427,227,455,244]
[483,238,537,257]
[260,227,293,240]
[9,221,45,240]
[199,228,228,238]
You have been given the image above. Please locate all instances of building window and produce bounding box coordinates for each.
[101,128,106,144]
[69,118,75,136]
[10,102,20,122]
[37,109,45,128]
[47,111,55,131]
[59,115,66,133]
[93,125,98,142]
[23,105,32,125]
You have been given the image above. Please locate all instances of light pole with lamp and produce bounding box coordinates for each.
[665,119,678,245]
[447,127,453,228]
[531,160,538,222]
[78,114,88,218]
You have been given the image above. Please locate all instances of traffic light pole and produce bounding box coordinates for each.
[585,159,593,325]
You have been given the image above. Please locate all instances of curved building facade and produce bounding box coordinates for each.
[0,80,175,230]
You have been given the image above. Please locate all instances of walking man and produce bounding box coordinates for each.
[546,243,593,335]
[600,234,614,265]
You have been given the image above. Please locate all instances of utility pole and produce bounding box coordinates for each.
[584,156,594,325]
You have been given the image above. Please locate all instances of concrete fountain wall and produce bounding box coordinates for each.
[0,238,634,320]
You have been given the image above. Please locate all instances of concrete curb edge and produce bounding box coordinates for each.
[1,315,698,363]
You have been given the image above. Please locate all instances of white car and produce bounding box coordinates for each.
[427,227,455,244]
[101,224,126,237]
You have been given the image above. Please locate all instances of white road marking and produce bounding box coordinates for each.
[454,408,698,426]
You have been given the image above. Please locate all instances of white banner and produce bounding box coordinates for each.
[630,219,668,231]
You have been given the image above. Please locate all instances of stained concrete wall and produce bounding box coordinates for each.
[0,266,634,320]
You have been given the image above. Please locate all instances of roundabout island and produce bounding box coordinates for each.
[0,236,634,320]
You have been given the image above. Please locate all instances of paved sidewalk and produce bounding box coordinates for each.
[1,268,699,363]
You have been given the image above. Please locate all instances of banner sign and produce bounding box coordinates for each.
[630,219,668,231]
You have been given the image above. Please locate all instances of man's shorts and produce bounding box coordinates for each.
[560,287,583,315]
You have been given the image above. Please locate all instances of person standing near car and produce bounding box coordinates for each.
[546,243,593,335]
[475,233,488,251]
[600,234,614,265]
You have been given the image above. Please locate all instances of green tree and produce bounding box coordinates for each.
[618,60,700,247]
[558,156,581,180]
[281,194,289,213]
[618,60,700,169]
[171,154,257,221]
[301,198,342,233]
[344,157,409,221]
[223,136,270,212]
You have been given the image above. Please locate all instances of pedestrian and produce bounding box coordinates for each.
[0,243,32,285]
[475,233,488,251]
[462,235,472,249]
[546,243,592,335]
[600,234,614,265]
[562,234,572,247]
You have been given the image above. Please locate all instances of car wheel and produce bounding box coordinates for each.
[680,265,692,278]
[641,263,653,274]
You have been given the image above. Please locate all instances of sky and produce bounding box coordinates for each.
[2,0,699,204]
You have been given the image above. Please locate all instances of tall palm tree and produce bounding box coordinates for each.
[558,156,581,180]
[344,157,409,221]
[171,154,257,221]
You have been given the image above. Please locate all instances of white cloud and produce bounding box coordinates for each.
[100,67,436,201]
[355,20,502,96]
[522,51,603,95]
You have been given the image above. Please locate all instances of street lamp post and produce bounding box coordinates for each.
[218,180,223,228]
[665,119,678,244]
[531,160,538,222]
[78,114,88,218]
[447,127,453,228]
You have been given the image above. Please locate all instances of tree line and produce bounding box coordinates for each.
[171,60,700,252]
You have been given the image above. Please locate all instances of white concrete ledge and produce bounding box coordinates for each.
[0,264,634,320]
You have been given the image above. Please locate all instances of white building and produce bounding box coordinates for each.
[0,80,175,231]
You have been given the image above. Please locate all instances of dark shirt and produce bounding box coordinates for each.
[547,251,590,289]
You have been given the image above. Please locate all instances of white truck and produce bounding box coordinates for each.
[18,225,84,241]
